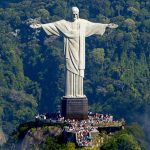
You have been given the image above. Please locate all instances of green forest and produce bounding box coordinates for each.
[0,0,149,149]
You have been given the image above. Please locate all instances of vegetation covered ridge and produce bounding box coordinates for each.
[0,0,149,148]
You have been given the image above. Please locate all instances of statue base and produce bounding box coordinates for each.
[61,97,88,120]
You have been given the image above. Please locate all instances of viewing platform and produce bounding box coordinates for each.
[35,112,125,148]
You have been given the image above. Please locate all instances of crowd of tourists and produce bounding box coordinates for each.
[35,112,114,124]
[64,119,96,147]
[35,112,124,147]
[62,113,118,147]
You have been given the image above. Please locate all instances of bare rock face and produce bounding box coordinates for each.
[0,129,6,145]
[21,126,62,150]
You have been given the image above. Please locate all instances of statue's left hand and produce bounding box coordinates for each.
[30,23,42,29]
[108,23,118,29]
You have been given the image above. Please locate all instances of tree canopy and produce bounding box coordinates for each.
[0,0,149,147]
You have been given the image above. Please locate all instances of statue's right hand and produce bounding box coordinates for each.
[30,23,42,29]
[108,23,118,29]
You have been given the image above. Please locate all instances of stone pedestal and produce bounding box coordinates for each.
[61,97,88,120]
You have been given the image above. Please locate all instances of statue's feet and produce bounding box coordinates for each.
[63,95,86,98]
[76,94,86,98]
[63,95,74,98]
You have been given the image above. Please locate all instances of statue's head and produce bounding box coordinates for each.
[72,7,79,21]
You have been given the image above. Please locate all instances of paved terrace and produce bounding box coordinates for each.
[35,113,125,147]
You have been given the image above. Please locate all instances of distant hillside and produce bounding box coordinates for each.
[0,0,149,146]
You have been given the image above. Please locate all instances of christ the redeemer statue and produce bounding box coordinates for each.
[31,7,118,98]
[30,7,118,98]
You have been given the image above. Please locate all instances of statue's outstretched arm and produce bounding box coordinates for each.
[29,21,61,36]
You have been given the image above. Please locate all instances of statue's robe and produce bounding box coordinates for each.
[41,19,107,97]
